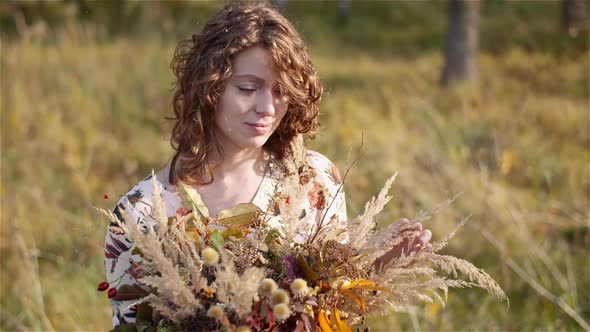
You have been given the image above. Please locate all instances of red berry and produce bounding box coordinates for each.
[107,287,117,298]
[104,194,109,199]
[97,282,109,291]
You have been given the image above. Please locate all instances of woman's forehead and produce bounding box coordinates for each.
[231,46,277,82]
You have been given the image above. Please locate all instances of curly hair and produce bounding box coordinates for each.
[168,0,323,186]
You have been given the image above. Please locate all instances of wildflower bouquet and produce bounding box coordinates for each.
[98,143,506,332]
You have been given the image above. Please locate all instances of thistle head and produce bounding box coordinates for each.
[270,288,290,307]
[272,303,292,321]
[259,278,278,297]
[206,305,224,320]
[201,247,219,266]
[290,278,309,297]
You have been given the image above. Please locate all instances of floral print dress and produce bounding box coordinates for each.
[104,150,347,327]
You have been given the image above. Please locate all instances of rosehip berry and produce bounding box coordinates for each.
[104,194,109,199]
[97,282,109,291]
[107,287,117,298]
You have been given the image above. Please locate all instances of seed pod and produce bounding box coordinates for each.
[97,282,109,291]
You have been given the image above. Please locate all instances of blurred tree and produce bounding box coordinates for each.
[270,0,351,24]
[562,0,588,37]
[441,0,480,86]
[337,0,351,25]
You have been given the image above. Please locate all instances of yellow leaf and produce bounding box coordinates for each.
[216,203,261,227]
[297,254,319,282]
[318,310,333,332]
[333,307,353,332]
[341,279,376,288]
[185,229,202,243]
[220,226,248,239]
[177,181,209,219]
[340,289,366,311]
[341,279,392,293]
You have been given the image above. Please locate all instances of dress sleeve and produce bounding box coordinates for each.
[104,186,151,327]
[306,151,349,243]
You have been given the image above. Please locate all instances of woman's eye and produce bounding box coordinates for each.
[238,87,256,93]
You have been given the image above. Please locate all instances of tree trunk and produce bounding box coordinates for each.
[562,0,588,37]
[441,0,480,86]
[337,0,351,25]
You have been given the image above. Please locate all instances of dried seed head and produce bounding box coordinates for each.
[201,247,219,266]
[270,289,290,307]
[206,305,224,320]
[259,278,278,297]
[290,278,309,296]
[273,303,292,321]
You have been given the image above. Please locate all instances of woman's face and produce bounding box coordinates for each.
[214,46,288,155]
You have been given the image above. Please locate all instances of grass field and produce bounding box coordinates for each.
[1,1,588,331]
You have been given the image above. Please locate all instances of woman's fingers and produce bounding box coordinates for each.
[396,218,423,234]
[392,220,433,256]
[419,229,432,245]
[396,218,410,227]
[411,229,432,252]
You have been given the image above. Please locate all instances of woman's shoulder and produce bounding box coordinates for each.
[113,173,179,224]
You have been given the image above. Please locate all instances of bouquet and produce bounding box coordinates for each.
[97,142,506,332]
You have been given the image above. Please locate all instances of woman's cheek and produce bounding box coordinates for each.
[274,110,287,131]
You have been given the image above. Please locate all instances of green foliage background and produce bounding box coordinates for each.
[1,1,588,331]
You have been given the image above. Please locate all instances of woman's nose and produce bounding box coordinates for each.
[255,89,277,116]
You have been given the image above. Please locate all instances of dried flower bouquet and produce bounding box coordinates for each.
[98,143,506,332]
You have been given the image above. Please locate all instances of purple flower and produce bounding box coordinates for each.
[283,254,302,282]
[167,300,177,311]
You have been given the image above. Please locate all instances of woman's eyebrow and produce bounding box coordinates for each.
[232,74,266,84]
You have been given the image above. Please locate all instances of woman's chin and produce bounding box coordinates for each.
[234,137,272,152]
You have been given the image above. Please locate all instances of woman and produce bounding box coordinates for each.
[104,1,430,327]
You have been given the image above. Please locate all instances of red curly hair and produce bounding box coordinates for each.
[168,0,322,186]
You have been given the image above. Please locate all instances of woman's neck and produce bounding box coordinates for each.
[209,147,269,181]
[164,147,270,189]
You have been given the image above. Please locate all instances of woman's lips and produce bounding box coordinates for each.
[246,122,271,135]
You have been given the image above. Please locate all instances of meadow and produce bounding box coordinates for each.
[1,1,588,331]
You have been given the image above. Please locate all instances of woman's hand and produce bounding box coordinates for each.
[373,218,432,271]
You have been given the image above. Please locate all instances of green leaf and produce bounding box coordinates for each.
[110,323,138,332]
[131,247,144,256]
[260,302,268,320]
[156,319,176,332]
[264,228,282,253]
[210,230,225,251]
[137,321,153,332]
